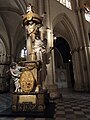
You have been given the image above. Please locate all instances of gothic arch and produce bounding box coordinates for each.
[0,38,6,61]
[52,13,79,52]
[0,34,9,56]
[0,36,7,77]
[52,13,81,88]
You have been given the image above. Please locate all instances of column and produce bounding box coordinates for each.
[50,32,56,84]
[72,51,84,91]
[38,0,46,40]
[46,29,54,85]
[44,0,50,29]
[79,49,89,90]
[79,9,90,88]
[44,0,55,86]
[75,0,90,90]
[38,0,44,15]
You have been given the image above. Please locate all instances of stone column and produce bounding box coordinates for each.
[44,0,56,86]
[46,29,54,85]
[44,0,50,29]
[38,0,46,40]
[50,32,56,84]
[38,0,44,15]
[79,10,90,89]
[72,51,84,91]
[74,0,90,90]
[79,48,89,90]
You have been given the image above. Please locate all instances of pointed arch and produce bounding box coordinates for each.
[0,34,9,55]
[52,13,79,51]
[0,36,7,63]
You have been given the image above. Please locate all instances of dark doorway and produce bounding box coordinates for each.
[54,37,75,88]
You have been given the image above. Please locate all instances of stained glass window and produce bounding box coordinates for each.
[57,0,72,10]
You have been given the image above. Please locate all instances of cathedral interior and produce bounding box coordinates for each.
[0,0,90,119]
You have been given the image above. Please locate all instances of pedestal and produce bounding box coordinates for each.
[12,91,47,112]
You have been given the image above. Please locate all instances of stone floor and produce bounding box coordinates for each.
[54,89,90,120]
[0,88,90,120]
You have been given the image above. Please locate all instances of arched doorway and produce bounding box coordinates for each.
[54,37,74,88]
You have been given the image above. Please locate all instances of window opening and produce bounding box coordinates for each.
[57,0,72,10]
[21,47,27,58]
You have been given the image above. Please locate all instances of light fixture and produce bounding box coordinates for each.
[54,36,57,40]
[68,59,71,62]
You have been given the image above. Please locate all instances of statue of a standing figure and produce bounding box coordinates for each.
[33,36,46,62]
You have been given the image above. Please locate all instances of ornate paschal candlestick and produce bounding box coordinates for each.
[22,3,44,92]
[11,4,48,112]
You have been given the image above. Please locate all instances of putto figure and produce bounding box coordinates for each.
[26,3,34,13]
[10,62,24,92]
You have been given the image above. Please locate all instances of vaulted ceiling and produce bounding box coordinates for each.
[0,0,90,51]
[0,0,34,53]
[0,0,26,41]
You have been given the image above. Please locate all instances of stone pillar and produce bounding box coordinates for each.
[44,0,50,29]
[50,32,56,84]
[38,0,46,40]
[79,49,89,90]
[46,29,54,85]
[38,0,44,16]
[44,0,55,86]
[74,0,90,90]
[72,51,84,91]
[79,10,90,89]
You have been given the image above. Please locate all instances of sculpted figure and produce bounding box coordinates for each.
[10,62,24,92]
[33,36,46,61]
